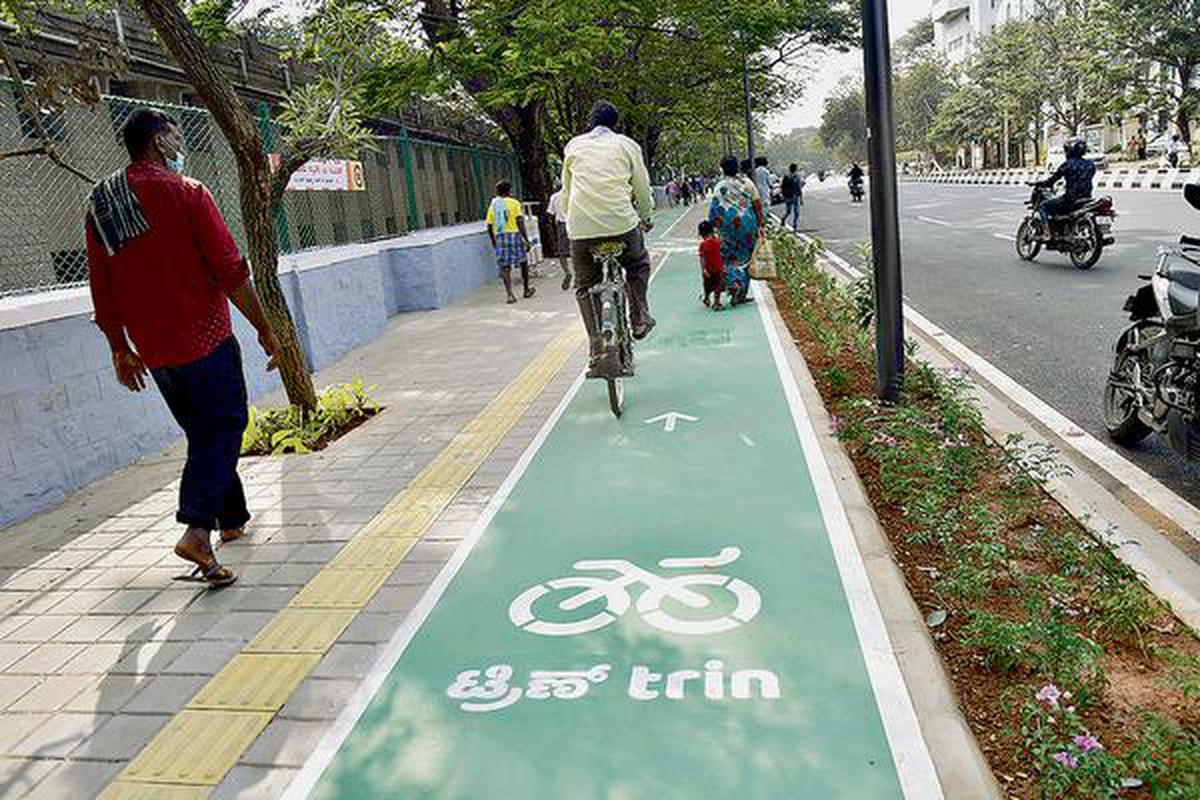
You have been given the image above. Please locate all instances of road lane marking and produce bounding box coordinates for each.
[992,233,1017,242]
[916,215,952,227]
[643,411,698,432]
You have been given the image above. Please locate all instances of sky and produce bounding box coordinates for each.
[766,0,932,135]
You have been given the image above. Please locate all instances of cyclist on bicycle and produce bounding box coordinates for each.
[560,101,656,374]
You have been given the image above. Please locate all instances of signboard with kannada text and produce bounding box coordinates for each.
[268,155,366,192]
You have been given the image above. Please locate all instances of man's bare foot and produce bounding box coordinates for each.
[220,527,245,543]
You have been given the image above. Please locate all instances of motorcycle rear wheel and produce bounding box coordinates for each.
[1016,218,1041,261]
[1103,350,1152,445]
[1070,219,1102,270]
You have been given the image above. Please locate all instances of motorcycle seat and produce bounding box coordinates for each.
[1167,267,1200,291]
[1168,275,1200,316]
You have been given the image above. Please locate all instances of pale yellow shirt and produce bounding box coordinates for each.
[560,126,654,240]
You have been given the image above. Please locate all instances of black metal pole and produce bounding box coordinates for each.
[742,48,755,165]
[861,0,903,403]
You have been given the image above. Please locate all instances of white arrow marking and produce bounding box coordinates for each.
[644,412,699,433]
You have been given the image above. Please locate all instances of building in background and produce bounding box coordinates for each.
[932,0,1030,65]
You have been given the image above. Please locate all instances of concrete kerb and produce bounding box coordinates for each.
[757,281,1003,800]
[903,167,1195,192]
[793,232,1200,634]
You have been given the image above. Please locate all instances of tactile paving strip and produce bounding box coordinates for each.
[106,324,584,796]
[245,608,358,654]
[189,653,322,712]
[116,709,273,786]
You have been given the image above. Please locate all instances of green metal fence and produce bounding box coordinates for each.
[0,85,520,298]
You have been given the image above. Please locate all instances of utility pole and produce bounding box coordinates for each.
[742,46,755,165]
[861,0,903,403]
[1004,112,1010,169]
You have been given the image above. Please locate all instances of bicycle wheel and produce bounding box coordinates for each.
[607,377,624,418]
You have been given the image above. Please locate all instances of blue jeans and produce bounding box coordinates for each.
[150,337,250,531]
[782,197,801,230]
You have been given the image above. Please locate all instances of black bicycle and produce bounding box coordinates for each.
[587,241,635,417]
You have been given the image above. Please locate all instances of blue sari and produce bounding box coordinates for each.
[708,176,760,301]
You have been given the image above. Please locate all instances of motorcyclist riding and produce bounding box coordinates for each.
[1035,138,1095,234]
[560,101,656,375]
[848,163,864,186]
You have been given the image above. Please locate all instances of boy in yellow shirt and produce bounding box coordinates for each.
[486,181,535,304]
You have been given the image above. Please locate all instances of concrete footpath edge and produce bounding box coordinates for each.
[758,282,1004,800]
[798,234,1200,635]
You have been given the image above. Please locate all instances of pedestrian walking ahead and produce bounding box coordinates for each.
[753,157,773,210]
[85,108,279,588]
[780,163,804,231]
[486,181,536,304]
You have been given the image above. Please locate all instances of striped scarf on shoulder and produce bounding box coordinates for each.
[87,168,150,256]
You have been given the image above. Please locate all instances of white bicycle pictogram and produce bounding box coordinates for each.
[509,547,761,636]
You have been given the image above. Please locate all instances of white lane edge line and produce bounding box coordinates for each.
[754,287,945,799]
[916,215,952,227]
[805,236,1200,545]
[992,233,1017,242]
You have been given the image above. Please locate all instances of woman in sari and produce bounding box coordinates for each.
[708,155,763,305]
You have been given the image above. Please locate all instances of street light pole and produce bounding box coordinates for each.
[861,0,903,403]
[742,47,755,165]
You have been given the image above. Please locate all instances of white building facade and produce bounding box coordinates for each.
[932,0,1031,65]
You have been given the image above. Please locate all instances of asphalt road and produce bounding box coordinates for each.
[793,180,1200,507]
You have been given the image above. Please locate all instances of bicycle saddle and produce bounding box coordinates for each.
[591,242,626,259]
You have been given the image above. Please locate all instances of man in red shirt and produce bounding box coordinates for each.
[86,108,278,587]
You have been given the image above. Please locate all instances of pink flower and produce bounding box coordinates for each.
[830,415,841,434]
[1053,751,1079,770]
[1073,734,1102,753]
[871,434,898,448]
[1036,684,1062,708]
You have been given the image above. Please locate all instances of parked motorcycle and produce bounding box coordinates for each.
[1015,184,1115,270]
[1104,185,1200,459]
[850,179,864,203]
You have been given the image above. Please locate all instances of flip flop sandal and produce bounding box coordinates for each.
[507,296,518,304]
[524,287,537,299]
[173,542,238,588]
[173,562,237,588]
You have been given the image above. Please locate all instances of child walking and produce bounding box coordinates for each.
[698,220,724,311]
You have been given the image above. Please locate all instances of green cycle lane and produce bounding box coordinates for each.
[293,222,936,799]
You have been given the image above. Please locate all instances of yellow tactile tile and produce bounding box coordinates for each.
[288,567,390,608]
[244,608,358,654]
[189,653,320,712]
[118,709,273,785]
[329,536,418,570]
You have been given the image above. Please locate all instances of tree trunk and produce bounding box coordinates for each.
[494,103,554,249]
[1176,64,1194,146]
[133,0,317,411]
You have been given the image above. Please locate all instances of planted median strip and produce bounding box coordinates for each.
[771,233,1200,798]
